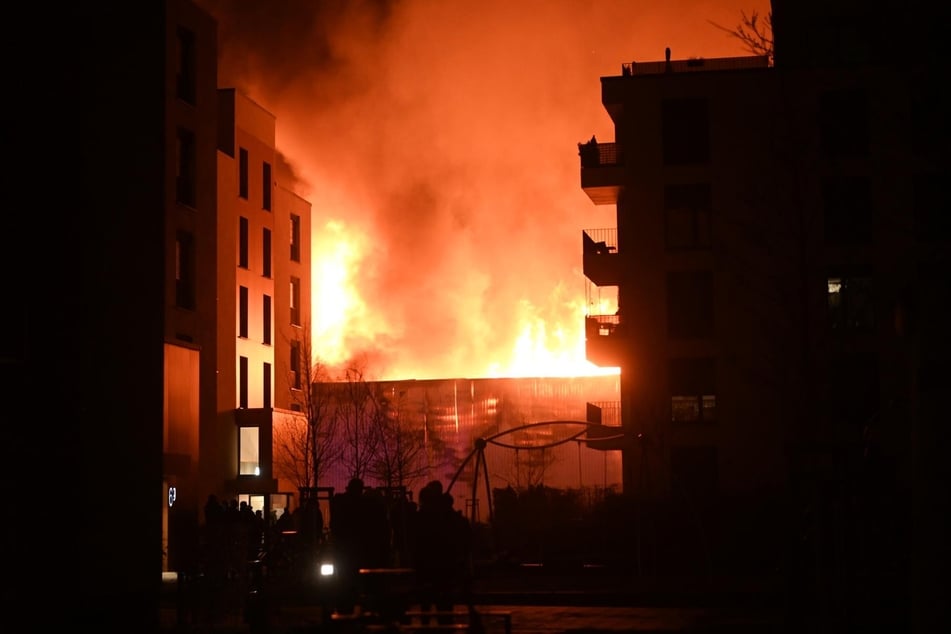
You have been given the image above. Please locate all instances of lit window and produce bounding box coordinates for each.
[239,426,260,476]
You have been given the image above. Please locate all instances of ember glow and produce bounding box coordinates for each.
[199,0,769,380]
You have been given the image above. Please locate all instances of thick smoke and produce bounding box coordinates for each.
[196,0,767,380]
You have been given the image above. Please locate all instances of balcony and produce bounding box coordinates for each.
[583,229,621,286]
[579,140,623,205]
[585,314,626,367]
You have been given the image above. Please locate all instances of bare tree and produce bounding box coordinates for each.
[335,356,382,482]
[366,385,430,492]
[273,322,343,491]
[709,9,774,65]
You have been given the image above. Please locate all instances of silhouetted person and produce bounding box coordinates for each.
[412,481,473,624]
[330,477,382,613]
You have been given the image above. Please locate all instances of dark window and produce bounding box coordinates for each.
[239,147,249,199]
[823,176,872,245]
[911,85,948,159]
[290,341,301,390]
[239,356,249,408]
[263,362,272,409]
[669,357,716,423]
[913,173,951,242]
[819,88,869,158]
[290,277,301,326]
[290,214,301,262]
[176,127,196,207]
[670,445,718,497]
[827,353,879,430]
[827,274,875,332]
[263,162,272,210]
[263,228,272,277]
[176,27,196,105]
[263,295,271,344]
[175,231,196,310]
[665,183,712,249]
[662,98,709,165]
[239,217,249,268]
[239,286,249,338]
[667,270,714,339]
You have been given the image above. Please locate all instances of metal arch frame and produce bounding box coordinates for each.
[446,420,626,525]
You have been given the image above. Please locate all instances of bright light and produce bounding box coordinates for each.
[313,220,369,365]
[320,563,335,576]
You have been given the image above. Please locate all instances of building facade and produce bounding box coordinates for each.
[579,0,948,617]
[80,0,313,577]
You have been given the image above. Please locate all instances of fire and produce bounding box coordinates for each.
[312,220,619,380]
[312,219,370,366]
[488,299,619,378]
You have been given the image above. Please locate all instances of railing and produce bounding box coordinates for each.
[620,55,770,77]
[587,400,621,426]
[578,141,619,169]
[586,314,621,336]
[583,228,618,254]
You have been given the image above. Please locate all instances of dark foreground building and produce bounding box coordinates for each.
[579,0,948,629]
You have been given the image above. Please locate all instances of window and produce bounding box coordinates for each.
[176,127,196,207]
[239,426,260,475]
[823,176,872,245]
[262,228,272,277]
[239,356,249,408]
[669,357,716,423]
[665,183,712,249]
[827,274,875,332]
[290,214,301,262]
[290,277,301,326]
[290,341,301,390]
[670,445,718,497]
[263,295,271,344]
[913,173,951,242]
[911,85,947,159]
[263,162,272,210]
[827,353,879,429]
[175,27,196,105]
[819,88,868,158]
[175,231,196,310]
[263,362,272,409]
[662,98,709,165]
[239,216,249,268]
[239,147,249,199]
[666,270,714,339]
[239,286,249,338]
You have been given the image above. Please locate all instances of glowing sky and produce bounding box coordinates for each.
[196,0,771,381]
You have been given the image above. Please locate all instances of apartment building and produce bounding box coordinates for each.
[82,0,313,588]
[578,0,948,597]
[203,88,312,543]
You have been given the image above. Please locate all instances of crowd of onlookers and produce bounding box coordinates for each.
[199,478,474,615]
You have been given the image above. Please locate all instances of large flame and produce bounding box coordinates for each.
[200,0,769,381]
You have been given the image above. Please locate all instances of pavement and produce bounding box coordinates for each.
[159,566,787,633]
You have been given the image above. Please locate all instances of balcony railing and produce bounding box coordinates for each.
[619,55,770,77]
[585,314,625,367]
[579,141,619,169]
[583,228,618,255]
[582,229,621,286]
[586,314,621,337]
[579,141,623,205]
[587,400,621,426]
